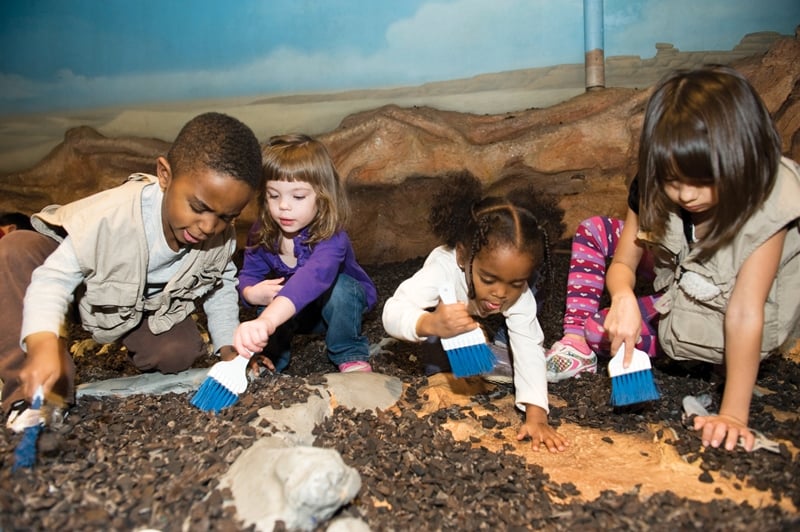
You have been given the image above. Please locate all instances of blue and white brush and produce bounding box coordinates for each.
[12,386,45,471]
[608,344,660,406]
[438,285,497,378]
[190,355,249,413]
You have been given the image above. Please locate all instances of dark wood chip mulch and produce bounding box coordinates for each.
[2,246,799,531]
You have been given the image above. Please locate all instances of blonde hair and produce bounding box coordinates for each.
[254,134,349,252]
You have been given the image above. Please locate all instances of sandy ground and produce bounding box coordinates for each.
[0,87,585,174]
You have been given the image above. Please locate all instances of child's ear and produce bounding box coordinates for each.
[156,157,173,189]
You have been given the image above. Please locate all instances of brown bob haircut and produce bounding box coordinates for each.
[637,65,781,260]
[253,134,349,253]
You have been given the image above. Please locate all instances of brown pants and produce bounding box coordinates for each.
[0,230,206,415]
[122,314,206,374]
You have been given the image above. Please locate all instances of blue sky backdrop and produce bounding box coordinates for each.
[1,0,798,115]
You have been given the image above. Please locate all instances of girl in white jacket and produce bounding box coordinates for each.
[382,172,567,453]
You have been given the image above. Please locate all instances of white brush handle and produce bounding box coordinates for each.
[437,285,488,348]
[208,355,250,394]
[438,285,457,305]
[608,343,652,377]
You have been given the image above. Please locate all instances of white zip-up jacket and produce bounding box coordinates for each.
[382,245,549,413]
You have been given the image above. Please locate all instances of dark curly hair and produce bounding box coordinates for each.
[429,171,562,306]
[167,112,262,189]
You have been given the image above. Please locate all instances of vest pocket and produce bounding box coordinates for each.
[660,292,777,363]
[658,293,724,364]
[761,299,780,354]
[79,280,141,339]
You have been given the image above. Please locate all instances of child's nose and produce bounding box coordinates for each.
[198,214,218,235]
[678,184,697,203]
[492,285,508,299]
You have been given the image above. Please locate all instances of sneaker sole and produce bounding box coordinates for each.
[546,366,597,383]
[482,375,513,385]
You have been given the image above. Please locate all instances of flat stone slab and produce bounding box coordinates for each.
[76,368,208,397]
[256,372,404,445]
[322,371,404,411]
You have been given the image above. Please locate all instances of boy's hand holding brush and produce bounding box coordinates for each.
[18,332,65,401]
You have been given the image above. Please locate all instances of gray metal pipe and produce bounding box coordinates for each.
[584,0,605,90]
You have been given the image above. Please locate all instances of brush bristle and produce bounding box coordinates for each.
[12,386,45,471]
[446,343,497,378]
[436,285,497,378]
[12,424,43,471]
[191,377,240,413]
[608,345,660,406]
[190,356,250,413]
[610,370,660,406]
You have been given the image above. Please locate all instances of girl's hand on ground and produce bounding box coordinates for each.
[517,405,568,453]
[517,422,569,453]
[694,414,754,452]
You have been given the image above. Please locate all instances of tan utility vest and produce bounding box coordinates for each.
[31,174,236,344]
[645,157,800,364]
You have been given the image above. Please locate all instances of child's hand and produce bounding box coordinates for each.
[19,332,64,399]
[251,354,276,373]
[694,414,754,452]
[242,278,285,307]
[219,345,276,373]
[605,293,643,366]
[233,316,277,356]
[217,345,239,361]
[432,301,479,339]
[517,405,568,453]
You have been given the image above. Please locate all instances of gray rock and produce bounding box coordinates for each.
[221,440,362,531]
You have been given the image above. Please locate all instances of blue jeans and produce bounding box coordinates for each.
[261,274,370,372]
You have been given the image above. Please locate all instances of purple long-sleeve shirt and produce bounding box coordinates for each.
[238,226,377,314]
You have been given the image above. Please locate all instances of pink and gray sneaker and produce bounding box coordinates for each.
[545,341,597,383]
[338,360,373,373]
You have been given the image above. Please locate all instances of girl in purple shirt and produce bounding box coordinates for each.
[233,134,377,373]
